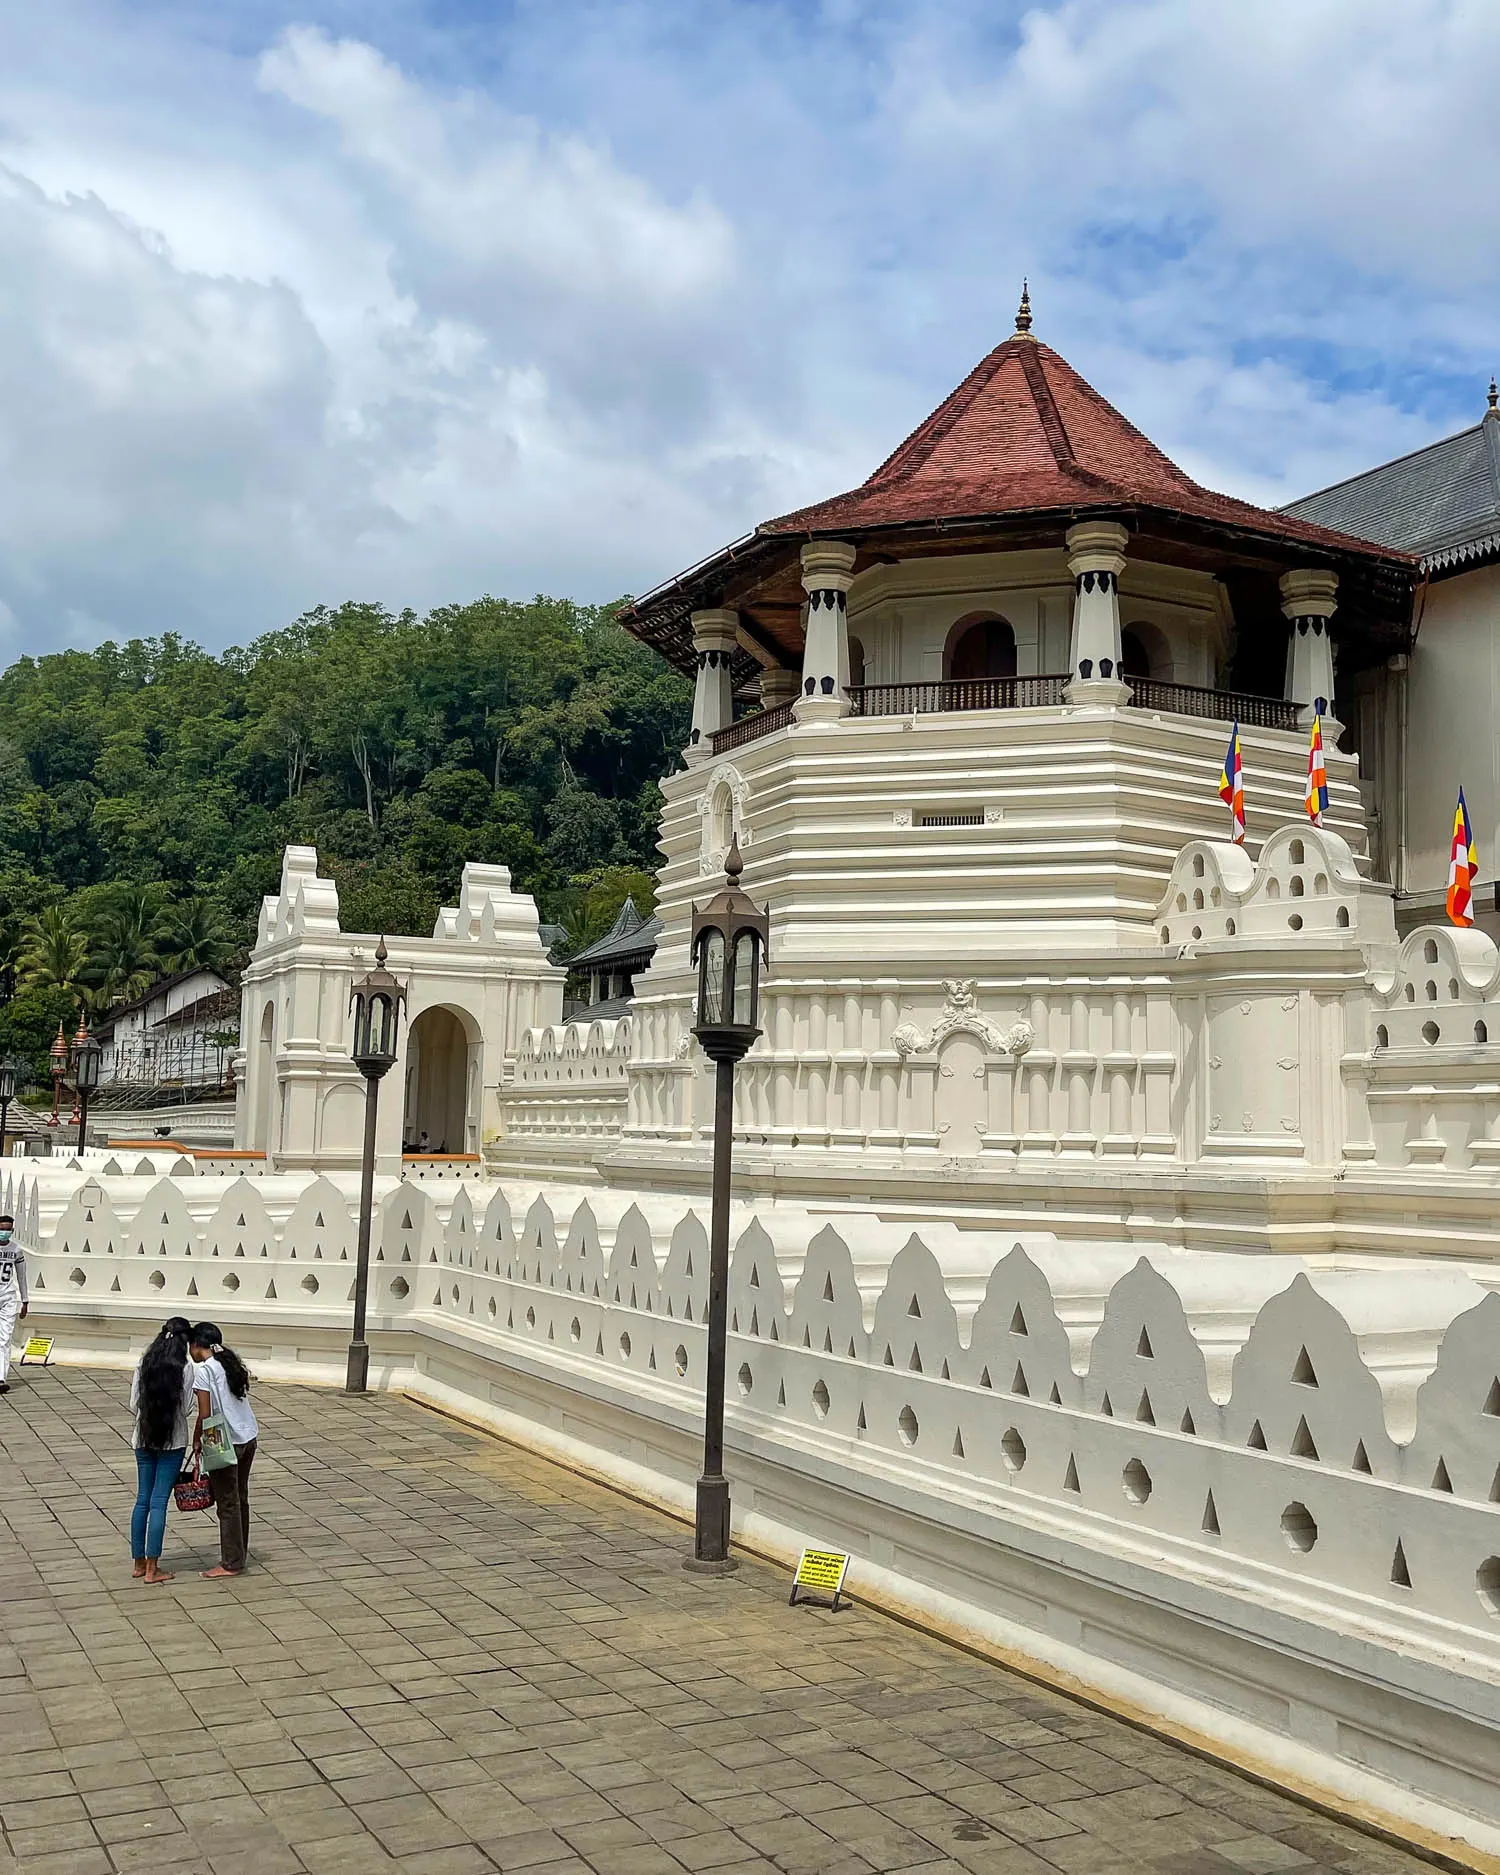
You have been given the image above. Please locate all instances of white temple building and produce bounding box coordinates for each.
[14,298,1500,1863]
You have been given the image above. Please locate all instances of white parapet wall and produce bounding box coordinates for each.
[12,1158,1500,1863]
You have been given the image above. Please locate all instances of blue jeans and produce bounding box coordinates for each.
[131,1448,184,1560]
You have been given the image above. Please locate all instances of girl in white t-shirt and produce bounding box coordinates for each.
[128,1316,196,1584]
[189,1322,260,1579]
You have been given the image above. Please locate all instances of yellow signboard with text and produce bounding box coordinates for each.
[789,1547,851,1610]
[19,1336,54,1365]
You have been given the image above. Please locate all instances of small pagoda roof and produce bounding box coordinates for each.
[621,299,1418,682]
[568,897,662,969]
[1284,389,1500,574]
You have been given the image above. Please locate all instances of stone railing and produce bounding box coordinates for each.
[24,1168,1500,1638]
[19,1164,1500,1851]
[500,1017,634,1144]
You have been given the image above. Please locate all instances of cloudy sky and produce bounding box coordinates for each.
[1,0,1497,660]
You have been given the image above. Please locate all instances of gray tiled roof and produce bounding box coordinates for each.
[567,897,662,969]
[1283,408,1500,571]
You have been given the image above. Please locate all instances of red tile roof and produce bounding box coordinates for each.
[620,324,1417,680]
[763,335,1397,559]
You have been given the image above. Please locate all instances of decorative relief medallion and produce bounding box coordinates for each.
[891,981,1033,1059]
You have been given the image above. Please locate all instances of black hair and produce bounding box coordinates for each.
[136,1318,192,1451]
[190,1322,251,1400]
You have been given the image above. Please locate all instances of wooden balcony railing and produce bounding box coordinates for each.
[1123,676,1299,731]
[710,702,796,755]
[849,674,1070,716]
[711,674,1300,750]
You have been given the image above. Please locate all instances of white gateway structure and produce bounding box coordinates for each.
[17,301,1500,1862]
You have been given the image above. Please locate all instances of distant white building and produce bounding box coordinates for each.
[95,968,237,1086]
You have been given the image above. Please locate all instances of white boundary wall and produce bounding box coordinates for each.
[13,1161,1500,1865]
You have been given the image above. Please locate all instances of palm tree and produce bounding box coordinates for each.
[160,898,234,976]
[20,905,90,994]
[89,884,168,1004]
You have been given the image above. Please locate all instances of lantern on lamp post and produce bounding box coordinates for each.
[345,938,407,1394]
[685,834,770,1571]
[72,1021,101,1153]
[0,1059,16,1161]
[47,1024,68,1129]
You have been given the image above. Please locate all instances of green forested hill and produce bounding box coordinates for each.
[0,597,689,1077]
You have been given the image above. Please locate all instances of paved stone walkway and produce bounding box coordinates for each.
[0,1367,1437,1875]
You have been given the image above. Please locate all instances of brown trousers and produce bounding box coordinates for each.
[208,1439,257,1571]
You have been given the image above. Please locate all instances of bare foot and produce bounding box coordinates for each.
[143,1569,175,1585]
[131,1561,147,1579]
[200,1566,241,1579]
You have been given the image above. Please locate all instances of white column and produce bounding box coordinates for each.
[1065,521,1130,704]
[1280,569,1340,733]
[685,608,739,764]
[794,541,856,723]
[758,666,800,711]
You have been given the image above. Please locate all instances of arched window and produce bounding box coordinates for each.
[1120,629,1152,679]
[945,615,1016,682]
[847,635,866,691]
[708,779,734,855]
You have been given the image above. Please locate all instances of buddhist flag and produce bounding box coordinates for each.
[1218,722,1245,844]
[1305,713,1329,825]
[1447,787,1477,927]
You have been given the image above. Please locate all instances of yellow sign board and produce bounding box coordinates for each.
[19,1336,54,1365]
[789,1546,851,1610]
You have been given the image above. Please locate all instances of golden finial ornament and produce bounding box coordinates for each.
[1014,279,1033,337]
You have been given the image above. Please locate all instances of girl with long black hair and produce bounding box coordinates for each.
[189,1322,259,1578]
[128,1315,196,1584]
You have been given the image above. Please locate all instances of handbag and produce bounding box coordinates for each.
[174,1462,213,1513]
[198,1412,238,1473]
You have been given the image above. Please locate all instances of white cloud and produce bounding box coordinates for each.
[0,1,1496,657]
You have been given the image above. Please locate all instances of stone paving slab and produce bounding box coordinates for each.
[0,1366,1439,1875]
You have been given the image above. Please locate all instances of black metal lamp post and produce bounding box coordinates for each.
[346,938,407,1394]
[72,1022,101,1153]
[685,834,770,1571]
[0,1060,15,1161]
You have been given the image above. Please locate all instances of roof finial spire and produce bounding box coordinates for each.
[1488,376,1498,414]
[1014,278,1034,338]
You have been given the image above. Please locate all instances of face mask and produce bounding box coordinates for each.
[0,1231,12,1246]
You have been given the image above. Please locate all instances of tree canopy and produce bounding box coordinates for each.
[0,596,688,1080]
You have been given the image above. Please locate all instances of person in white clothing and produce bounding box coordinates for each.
[190,1322,260,1578]
[0,1212,28,1394]
[0,1215,26,1395]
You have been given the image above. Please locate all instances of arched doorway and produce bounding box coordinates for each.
[848,635,867,690]
[1120,621,1171,681]
[945,615,1017,682]
[403,1006,476,1154]
[1120,629,1151,679]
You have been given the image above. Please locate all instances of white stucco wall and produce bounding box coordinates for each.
[1403,563,1500,905]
